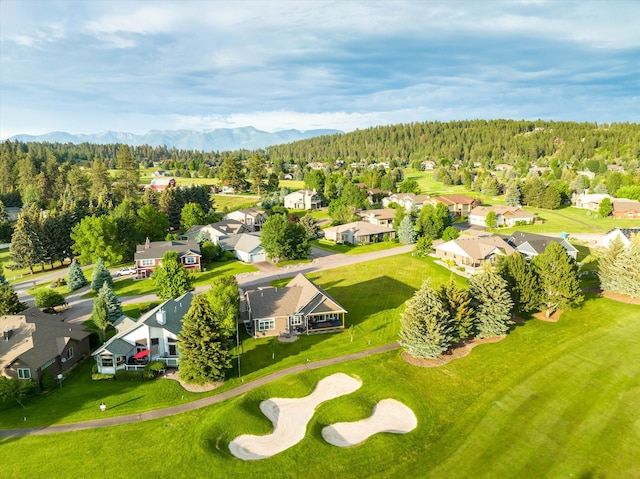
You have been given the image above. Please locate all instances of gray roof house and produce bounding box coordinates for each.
[92,293,193,374]
[244,274,346,338]
[1,308,91,386]
[323,221,396,245]
[435,235,516,271]
[602,227,640,248]
[219,232,266,263]
[182,220,247,244]
[505,231,578,259]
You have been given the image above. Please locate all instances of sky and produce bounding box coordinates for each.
[1,0,639,139]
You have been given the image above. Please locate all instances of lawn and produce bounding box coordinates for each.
[1,295,638,478]
[404,169,474,196]
[310,239,405,255]
[212,194,258,212]
[1,247,74,284]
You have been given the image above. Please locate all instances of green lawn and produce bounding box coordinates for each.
[212,194,258,212]
[1,295,638,478]
[405,169,474,196]
[311,239,405,255]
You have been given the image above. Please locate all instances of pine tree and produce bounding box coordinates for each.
[438,277,474,342]
[299,214,320,239]
[505,184,522,206]
[10,204,44,274]
[606,233,640,297]
[598,236,625,292]
[67,260,88,291]
[91,258,113,292]
[97,282,123,322]
[398,215,416,244]
[534,242,583,317]
[0,269,6,286]
[91,295,110,343]
[153,251,193,299]
[179,294,232,384]
[0,284,28,315]
[399,280,452,358]
[496,253,540,316]
[469,271,513,338]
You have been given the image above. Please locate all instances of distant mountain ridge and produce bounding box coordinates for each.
[8,126,342,152]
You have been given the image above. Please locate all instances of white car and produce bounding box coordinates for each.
[115,266,137,277]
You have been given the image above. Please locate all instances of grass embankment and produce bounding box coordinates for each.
[1,293,638,478]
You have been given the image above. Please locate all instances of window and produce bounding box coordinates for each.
[18,368,31,380]
[116,356,125,366]
[141,259,154,267]
[168,337,178,356]
[184,256,197,264]
[41,358,55,369]
[100,357,114,367]
[290,315,303,326]
[258,319,275,331]
[66,347,74,360]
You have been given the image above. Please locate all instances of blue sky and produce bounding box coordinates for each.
[1,0,639,139]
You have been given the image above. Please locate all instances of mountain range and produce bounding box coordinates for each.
[8,126,342,152]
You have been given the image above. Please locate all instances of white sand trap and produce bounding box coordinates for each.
[229,373,362,460]
[321,399,417,447]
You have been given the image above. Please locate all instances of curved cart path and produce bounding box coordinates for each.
[0,343,400,438]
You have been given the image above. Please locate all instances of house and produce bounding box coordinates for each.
[223,208,267,231]
[323,221,396,245]
[612,199,640,219]
[602,228,640,248]
[572,193,612,211]
[5,206,22,222]
[382,193,431,212]
[1,308,91,386]
[357,208,396,228]
[435,235,516,271]
[505,231,578,259]
[243,274,346,338]
[151,170,168,177]
[148,177,176,192]
[421,160,436,171]
[366,188,390,205]
[424,195,475,218]
[218,233,266,263]
[182,220,247,244]
[469,206,536,227]
[134,239,202,278]
[93,293,193,374]
[576,170,597,180]
[283,190,323,210]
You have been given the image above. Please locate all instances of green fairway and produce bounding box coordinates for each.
[1,295,638,478]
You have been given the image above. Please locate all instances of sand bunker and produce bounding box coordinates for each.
[321,399,417,447]
[229,373,362,460]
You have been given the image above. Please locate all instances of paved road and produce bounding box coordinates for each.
[0,342,400,438]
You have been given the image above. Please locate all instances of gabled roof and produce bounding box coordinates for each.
[436,235,515,261]
[135,240,201,260]
[606,227,640,240]
[1,308,90,372]
[429,194,475,206]
[470,205,534,219]
[184,220,245,237]
[613,199,640,213]
[93,293,193,356]
[359,208,395,221]
[226,208,266,218]
[219,233,263,254]
[323,221,395,237]
[506,231,577,255]
[246,273,346,319]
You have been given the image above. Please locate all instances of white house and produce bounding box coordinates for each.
[572,193,612,211]
[223,208,267,231]
[323,221,396,245]
[469,206,536,227]
[92,293,193,374]
[283,190,322,210]
[357,208,396,228]
[182,220,247,244]
[602,228,640,248]
[218,233,266,263]
[505,231,578,260]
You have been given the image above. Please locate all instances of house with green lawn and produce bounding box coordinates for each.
[243,274,346,337]
[92,293,193,374]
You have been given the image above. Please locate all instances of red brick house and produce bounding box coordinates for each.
[134,239,202,278]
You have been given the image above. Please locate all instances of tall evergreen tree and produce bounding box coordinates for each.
[606,234,640,297]
[398,215,417,244]
[0,284,28,315]
[598,236,625,292]
[115,145,140,199]
[469,271,513,338]
[91,294,110,343]
[534,242,583,317]
[67,260,88,290]
[179,294,232,384]
[505,184,522,206]
[495,253,540,316]
[153,251,194,299]
[10,204,44,273]
[399,280,452,358]
[438,277,474,342]
[97,282,123,322]
[299,214,320,239]
[91,258,113,292]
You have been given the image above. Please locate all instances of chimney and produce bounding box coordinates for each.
[156,309,166,325]
[145,237,150,249]
[3,327,11,341]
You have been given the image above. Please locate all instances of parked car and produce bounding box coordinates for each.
[115,266,137,277]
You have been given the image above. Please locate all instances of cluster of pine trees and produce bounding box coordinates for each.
[598,234,640,298]
[400,244,584,359]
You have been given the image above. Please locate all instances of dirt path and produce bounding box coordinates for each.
[0,343,400,438]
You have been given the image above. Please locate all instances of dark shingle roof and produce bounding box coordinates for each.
[134,240,201,260]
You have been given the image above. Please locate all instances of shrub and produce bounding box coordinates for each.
[40,370,57,390]
[91,373,115,381]
[145,361,166,373]
[34,289,66,309]
[115,369,155,381]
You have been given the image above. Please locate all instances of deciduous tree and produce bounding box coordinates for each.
[206,276,240,337]
[34,289,65,309]
[153,251,194,299]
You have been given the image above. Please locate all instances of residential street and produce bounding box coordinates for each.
[13,245,415,324]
